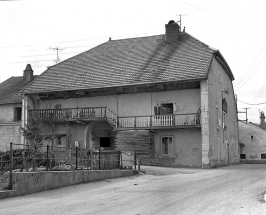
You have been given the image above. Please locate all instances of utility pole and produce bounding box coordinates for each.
[238,108,249,123]
[49,47,64,64]
[176,14,187,31]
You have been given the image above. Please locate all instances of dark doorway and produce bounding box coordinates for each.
[100,137,111,148]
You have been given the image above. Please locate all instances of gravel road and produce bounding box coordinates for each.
[0,164,266,215]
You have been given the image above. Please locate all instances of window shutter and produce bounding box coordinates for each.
[162,137,166,154]
[154,106,158,115]
[158,106,162,115]
[168,137,173,154]
[14,108,17,121]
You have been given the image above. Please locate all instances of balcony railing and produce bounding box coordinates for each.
[118,113,200,129]
[29,107,118,127]
[28,108,200,129]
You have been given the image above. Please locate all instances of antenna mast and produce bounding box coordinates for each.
[49,47,64,64]
[177,14,187,31]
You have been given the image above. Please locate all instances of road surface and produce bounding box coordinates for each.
[1,164,266,215]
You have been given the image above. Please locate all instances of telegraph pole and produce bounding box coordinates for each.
[49,47,64,64]
[238,108,250,123]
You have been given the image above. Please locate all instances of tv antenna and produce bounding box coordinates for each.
[176,14,187,31]
[49,47,64,64]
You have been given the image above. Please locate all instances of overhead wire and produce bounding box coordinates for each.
[238,100,266,105]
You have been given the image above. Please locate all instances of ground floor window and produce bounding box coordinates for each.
[240,154,246,159]
[161,136,173,155]
[261,154,266,159]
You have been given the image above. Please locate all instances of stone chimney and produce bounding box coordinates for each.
[23,64,33,82]
[165,20,180,42]
[260,111,265,129]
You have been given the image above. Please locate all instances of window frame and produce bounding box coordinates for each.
[14,107,22,122]
[161,136,173,156]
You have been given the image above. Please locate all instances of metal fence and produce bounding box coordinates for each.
[0,142,142,190]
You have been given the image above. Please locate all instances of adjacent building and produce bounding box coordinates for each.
[20,21,239,168]
[0,64,36,151]
[239,121,266,163]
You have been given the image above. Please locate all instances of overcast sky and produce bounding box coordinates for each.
[1,0,266,123]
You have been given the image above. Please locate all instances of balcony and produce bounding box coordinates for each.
[28,107,117,127]
[28,108,200,130]
[117,113,200,130]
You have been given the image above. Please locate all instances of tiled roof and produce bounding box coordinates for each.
[0,76,38,104]
[22,32,220,94]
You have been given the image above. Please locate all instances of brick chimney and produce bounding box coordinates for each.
[165,20,180,42]
[260,111,265,129]
[23,64,33,82]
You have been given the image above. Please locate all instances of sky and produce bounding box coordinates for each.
[1,0,266,123]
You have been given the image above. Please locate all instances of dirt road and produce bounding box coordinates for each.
[1,164,266,215]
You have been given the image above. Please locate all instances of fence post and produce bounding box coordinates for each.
[76,146,78,170]
[119,151,122,169]
[9,142,13,190]
[137,158,141,172]
[87,150,89,169]
[46,145,49,171]
[90,150,93,170]
[99,148,101,170]
[134,151,137,170]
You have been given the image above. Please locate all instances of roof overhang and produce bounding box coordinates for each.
[214,50,235,81]
[21,77,206,96]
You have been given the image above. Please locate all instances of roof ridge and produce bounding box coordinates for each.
[183,32,216,52]
[111,34,163,42]
[239,121,266,133]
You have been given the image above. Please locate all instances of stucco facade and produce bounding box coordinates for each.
[238,121,266,163]
[206,57,239,167]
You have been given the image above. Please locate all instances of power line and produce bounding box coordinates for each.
[238,100,266,105]
[0,31,161,50]
[11,59,56,64]
[19,51,82,58]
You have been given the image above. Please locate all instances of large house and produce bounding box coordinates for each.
[0,64,36,151]
[20,21,239,168]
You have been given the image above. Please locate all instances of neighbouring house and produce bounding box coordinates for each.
[239,120,266,163]
[20,20,239,168]
[0,64,37,151]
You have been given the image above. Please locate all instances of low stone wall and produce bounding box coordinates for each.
[2,170,135,198]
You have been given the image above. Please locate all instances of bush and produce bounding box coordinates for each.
[0,148,47,169]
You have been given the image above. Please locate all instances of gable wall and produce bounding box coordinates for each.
[239,121,266,161]
[207,57,239,167]
[0,103,21,122]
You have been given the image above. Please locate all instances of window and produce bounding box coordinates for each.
[161,136,173,155]
[14,107,22,121]
[154,103,173,115]
[57,137,62,145]
[261,154,266,159]
[240,154,246,159]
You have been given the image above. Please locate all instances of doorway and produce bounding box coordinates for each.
[100,137,111,149]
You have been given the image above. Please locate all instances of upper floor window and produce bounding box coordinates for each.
[154,103,173,115]
[14,107,22,121]
[161,136,173,155]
